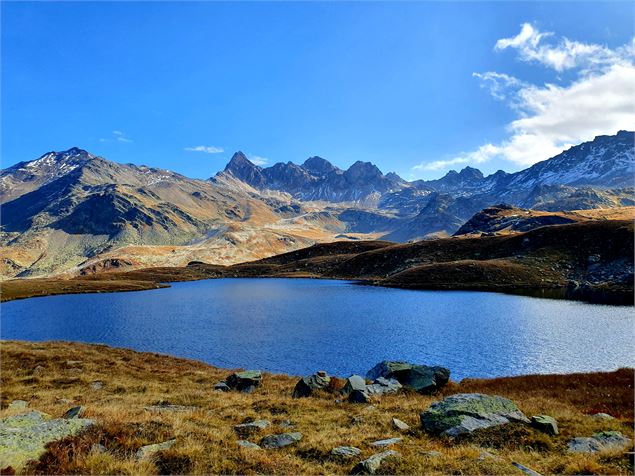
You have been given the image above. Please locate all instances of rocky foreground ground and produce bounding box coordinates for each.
[0,341,633,475]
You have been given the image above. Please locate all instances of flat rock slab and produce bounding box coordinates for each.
[568,431,632,453]
[0,410,94,471]
[351,450,400,475]
[331,446,361,458]
[420,393,529,437]
[136,439,176,460]
[260,432,302,449]
[371,437,402,447]
[234,420,271,438]
[237,440,261,450]
[392,418,410,431]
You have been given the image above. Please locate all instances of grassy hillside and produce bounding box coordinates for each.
[1,341,633,475]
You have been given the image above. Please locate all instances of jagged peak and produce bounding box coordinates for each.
[224,151,257,171]
[302,156,338,175]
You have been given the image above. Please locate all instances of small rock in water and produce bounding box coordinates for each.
[530,415,558,435]
[63,406,85,419]
[331,446,361,458]
[136,439,176,460]
[90,381,104,390]
[260,432,302,449]
[234,420,271,438]
[226,371,262,393]
[292,371,331,398]
[8,400,28,410]
[351,450,400,475]
[237,440,261,450]
[371,437,402,447]
[568,431,632,453]
[392,418,410,431]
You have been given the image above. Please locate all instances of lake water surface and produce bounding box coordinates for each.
[2,278,633,379]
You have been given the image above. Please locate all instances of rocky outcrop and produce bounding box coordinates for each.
[366,361,450,394]
[0,410,94,471]
[224,370,262,393]
[420,393,529,437]
[568,431,632,453]
[292,371,331,398]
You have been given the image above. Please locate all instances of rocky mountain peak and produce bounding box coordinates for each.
[458,166,484,181]
[302,156,339,176]
[344,161,383,183]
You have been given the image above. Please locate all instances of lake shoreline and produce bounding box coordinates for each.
[2,271,632,305]
[1,340,633,474]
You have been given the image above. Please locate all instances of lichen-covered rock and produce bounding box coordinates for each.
[233,420,270,438]
[7,400,28,410]
[135,439,176,460]
[226,371,262,393]
[331,446,361,457]
[568,431,632,453]
[530,415,558,435]
[351,450,400,474]
[0,411,94,470]
[366,361,450,394]
[420,393,529,437]
[292,371,331,398]
[260,432,302,449]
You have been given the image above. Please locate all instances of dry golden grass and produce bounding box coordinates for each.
[1,341,633,475]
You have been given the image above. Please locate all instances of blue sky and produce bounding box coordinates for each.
[2,1,634,180]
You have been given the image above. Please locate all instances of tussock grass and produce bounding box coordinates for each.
[1,340,633,475]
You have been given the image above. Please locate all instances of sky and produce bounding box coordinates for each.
[2,1,634,180]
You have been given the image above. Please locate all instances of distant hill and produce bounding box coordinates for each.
[1,131,633,278]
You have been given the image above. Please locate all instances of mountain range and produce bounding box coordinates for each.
[1,131,633,278]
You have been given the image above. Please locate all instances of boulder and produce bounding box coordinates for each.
[351,450,400,474]
[136,439,176,460]
[420,393,529,437]
[292,371,331,398]
[530,415,558,435]
[341,375,367,396]
[233,420,270,438]
[237,440,261,450]
[371,437,402,447]
[366,378,402,396]
[226,371,262,393]
[367,361,449,394]
[331,446,361,458]
[348,389,371,404]
[260,432,303,449]
[568,431,632,453]
[0,411,94,471]
[391,418,410,431]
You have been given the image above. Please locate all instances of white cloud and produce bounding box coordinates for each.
[184,145,224,154]
[100,130,132,143]
[248,154,269,166]
[414,24,635,174]
[495,22,633,73]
